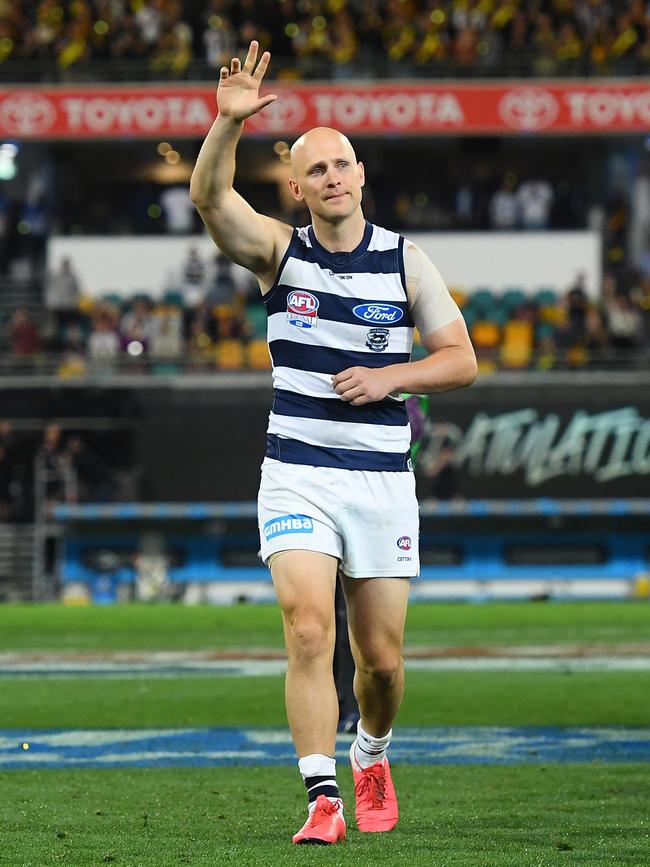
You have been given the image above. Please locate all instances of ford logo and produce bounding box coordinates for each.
[352,303,403,324]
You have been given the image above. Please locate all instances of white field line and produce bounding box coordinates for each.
[0,656,650,678]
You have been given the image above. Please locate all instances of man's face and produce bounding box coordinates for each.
[289,128,365,223]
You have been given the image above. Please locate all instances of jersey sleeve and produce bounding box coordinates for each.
[403,241,462,338]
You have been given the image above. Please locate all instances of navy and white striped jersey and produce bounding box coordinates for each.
[263,221,414,472]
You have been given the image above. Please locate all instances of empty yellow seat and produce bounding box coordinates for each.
[471,320,501,348]
[248,339,272,370]
[215,339,245,370]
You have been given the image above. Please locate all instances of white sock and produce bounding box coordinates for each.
[354,722,392,769]
[298,753,341,813]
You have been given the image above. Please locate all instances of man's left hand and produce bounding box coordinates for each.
[332,366,395,405]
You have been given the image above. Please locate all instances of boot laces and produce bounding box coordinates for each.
[356,764,386,809]
[308,797,342,827]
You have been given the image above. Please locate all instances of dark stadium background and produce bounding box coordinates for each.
[0,0,649,602]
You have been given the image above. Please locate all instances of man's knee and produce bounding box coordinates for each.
[285,613,333,663]
[356,650,403,686]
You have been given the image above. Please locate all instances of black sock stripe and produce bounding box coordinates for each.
[304,775,336,788]
[357,744,385,755]
[307,785,339,802]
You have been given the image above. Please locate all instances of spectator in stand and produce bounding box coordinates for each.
[206,251,239,306]
[63,434,115,503]
[45,256,81,329]
[583,305,609,363]
[329,9,358,77]
[610,11,642,73]
[160,184,196,234]
[120,297,155,353]
[603,291,643,351]
[56,18,91,70]
[38,422,68,504]
[135,0,164,49]
[88,309,120,361]
[186,317,215,367]
[530,13,557,75]
[180,246,207,305]
[489,174,519,230]
[633,274,650,341]
[516,177,554,230]
[6,0,650,79]
[109,13,149,62]
[150,3,193,75]
[7,308,42,357]
[184,298,217,343]
[558,272,590,348]
[203,2,236,69]
[151,306,184,359]
[554,20,584,72]
[57,320,88,377]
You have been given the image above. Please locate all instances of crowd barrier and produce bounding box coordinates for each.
[52,499,650,603]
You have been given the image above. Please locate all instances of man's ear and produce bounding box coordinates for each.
[358,161,365,188]
[289,178,304,202]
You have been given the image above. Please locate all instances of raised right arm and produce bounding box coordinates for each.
[190,42,292,288]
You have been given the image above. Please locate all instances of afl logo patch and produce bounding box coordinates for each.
[397,536,412,551]
[353,303,403,324]
[287,290,319,328]
[366,327,390,352]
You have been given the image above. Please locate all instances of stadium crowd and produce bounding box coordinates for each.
[4,250,650,376]
[1,0,649,79]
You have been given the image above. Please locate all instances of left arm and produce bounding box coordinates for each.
[333,244,477,405]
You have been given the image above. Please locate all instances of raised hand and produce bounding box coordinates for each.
[217,41,277,121]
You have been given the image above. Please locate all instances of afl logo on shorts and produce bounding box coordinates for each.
[287,290,319,329]
[366,327,390,352]
[397,536,412,550]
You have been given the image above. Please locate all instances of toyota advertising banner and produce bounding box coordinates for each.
[1,81,650,139]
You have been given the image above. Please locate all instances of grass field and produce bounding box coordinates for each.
[1,600,648,651]
[2,601,649,866]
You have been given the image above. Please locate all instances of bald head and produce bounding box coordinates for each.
[287,126,365,222]
[290,127,357,175]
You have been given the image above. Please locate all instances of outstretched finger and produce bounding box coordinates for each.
[243,40,259,74]
[253,50,272,81]
[254,94,277,112]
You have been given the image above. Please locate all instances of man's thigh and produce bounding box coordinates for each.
[271,549,339,624]
[341,575,410,663]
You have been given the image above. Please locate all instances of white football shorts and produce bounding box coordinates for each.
[257,457,419,578]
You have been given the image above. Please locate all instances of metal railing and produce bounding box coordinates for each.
[1,54,649,85]
[0,348,647,383]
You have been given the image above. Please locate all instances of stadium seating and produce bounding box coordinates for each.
[248,339,272,370]
[4,1,648,83]
[17,280,642,375]
[52,500,650,603]
[215,339,246,370]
